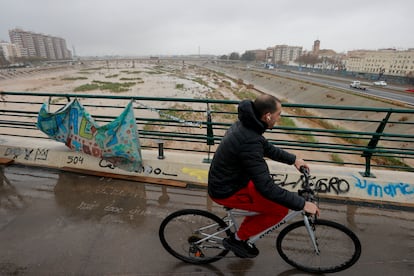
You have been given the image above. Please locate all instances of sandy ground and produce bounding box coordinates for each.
[1,60,412,167]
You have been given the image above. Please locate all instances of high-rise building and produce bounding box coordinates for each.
[266,45,302,65]
[0,41,21,62]
[8,28,71,60]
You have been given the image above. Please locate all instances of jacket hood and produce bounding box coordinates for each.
[238,100,267,134]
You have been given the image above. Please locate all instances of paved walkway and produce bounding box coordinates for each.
[1,164,413,275]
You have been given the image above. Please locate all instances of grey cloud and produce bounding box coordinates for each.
[1,0,413,56]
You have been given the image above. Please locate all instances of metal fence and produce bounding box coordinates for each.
[1,91,413,176]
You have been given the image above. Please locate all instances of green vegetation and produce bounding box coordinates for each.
[77,68,102,74]
[331,153,344,165]
[175,83,185,90]
[121,70,142,74]
[120,77,143,81]
[282,106,410,169]
[62,76,88,81]
[279,117,296,127]
[372,156,411,169]
[159,104,195,121]
[211,104,238,121]
[278,117,318,143]
[73,80,136,92]
[285,106,362,145]
[234,89,257,100]
[192,77,208,87]
[80,67,102,71]
[74,83,100,92]
[49,97,69,104]
[105,74,119,78]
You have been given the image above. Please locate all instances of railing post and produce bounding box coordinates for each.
[156,140,165,159]
[361,111,392,177]
[203,104,214,164]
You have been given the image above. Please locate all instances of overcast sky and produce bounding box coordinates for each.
[1,0,413,57]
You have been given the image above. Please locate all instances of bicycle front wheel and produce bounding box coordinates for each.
[276,219,361,273]
[159,209,232,264]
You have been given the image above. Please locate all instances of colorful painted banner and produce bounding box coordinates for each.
[37,99,142,171]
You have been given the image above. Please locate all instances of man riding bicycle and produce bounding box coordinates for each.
[208,94,319,258]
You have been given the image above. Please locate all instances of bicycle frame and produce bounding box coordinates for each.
[223,208,320,254]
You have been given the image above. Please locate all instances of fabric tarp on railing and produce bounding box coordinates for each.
[37,99,142,172]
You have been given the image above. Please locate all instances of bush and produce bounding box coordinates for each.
[74,83,100,91]
[73,81,137,93]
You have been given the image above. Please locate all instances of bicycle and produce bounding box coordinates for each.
[159,167,361,274]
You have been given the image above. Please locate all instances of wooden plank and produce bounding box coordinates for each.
[61,166,188,187]
[0,158,14,165]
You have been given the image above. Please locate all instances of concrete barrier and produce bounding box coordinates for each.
[1,135,413,209]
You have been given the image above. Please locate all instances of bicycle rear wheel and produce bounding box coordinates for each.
[276,219,361,273]
[159,209,232,264]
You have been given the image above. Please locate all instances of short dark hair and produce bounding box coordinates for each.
[253,94,280,116]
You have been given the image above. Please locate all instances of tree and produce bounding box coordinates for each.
[295,53,320,68]
[229,52,240,60]
[241,51,256,61]
[219,55,228,60]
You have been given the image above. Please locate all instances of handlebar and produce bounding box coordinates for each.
[299,165,310,176]
[298,166,315,202]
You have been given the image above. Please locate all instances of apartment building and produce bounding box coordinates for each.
[0,41,21,62]
[266,45,302,65]
[8,28,71,60]
[347,49,414,77]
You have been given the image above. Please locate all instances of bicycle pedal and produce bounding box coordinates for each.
[194,250,204,257]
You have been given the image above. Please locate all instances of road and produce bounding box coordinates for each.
[254,67,414,106]
[1,164,413,275]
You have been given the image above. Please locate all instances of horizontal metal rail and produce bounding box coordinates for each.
[1,91,413,176]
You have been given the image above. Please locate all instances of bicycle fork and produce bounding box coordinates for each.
[303,215,320,255]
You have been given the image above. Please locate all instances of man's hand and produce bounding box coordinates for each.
[294,158,309,172]
[303,201,320,217]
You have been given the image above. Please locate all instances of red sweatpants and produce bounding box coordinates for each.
[211,180,288,240]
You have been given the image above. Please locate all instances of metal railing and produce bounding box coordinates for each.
[1,91,414,176]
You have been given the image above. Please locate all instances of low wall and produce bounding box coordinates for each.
[1,135,413,209]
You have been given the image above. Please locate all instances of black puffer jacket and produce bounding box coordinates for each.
[208,100,305,211]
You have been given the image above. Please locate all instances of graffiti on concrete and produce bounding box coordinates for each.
[271,173,350,195]
[67,155,84,165]
[353,175,414,198]
[98,157,178,177]
[99,158,115,169]
[77,201,99,211]
[77,201,144,220]
[133,165,177,177]
[4,147,49,161]
[34,148,49,161]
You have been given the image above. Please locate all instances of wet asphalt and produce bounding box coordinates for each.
[0,164,413,276]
